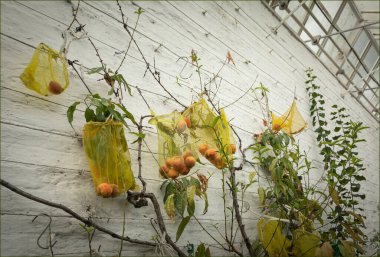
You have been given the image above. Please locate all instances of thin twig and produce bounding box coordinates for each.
[68,60,93,94]
[0,179,156,247]
[115,1,141,74]
[223,75,258,109]
[115,3,186,108]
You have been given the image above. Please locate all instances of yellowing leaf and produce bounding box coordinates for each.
[315,242,333,257]
[164,194,175,220]
[292,229,320,257]
[329,187,340,205]
[248,172,256,183]
[258,187,266,206]
[187,185,196,216]
[338,240,356,257]
[257,218,290,257]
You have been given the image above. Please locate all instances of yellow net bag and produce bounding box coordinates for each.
[149,111,198,179]
[183,98,235,169]
[20,43,69,96]
[271,100,307,135]
[82,121,135,198]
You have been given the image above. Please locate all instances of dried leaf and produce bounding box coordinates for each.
[226,51,235,65]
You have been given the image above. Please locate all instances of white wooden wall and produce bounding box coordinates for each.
[1,1,378,256]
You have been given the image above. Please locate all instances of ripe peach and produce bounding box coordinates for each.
[111,184,120,197]
[184,117,191,128]
[172,156,185,172]
[230,144,236,154]
[159,165,169,177]
[167,169,179,179]
[198,144,209,155]
[182,150,193,159]
[97,183,112,198]
[165,158,174,168]
[181,166,190,175]
[184,156,196,168]
[48,81,63,95]
[273,124,281,132]
[177,120,187,134]
[205,149,217,160]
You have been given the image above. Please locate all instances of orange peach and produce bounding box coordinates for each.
[205,149,217,160]
[273,124,281,132]
[159,165,169,177]
[97,183,113,198]
[176,120,187,134]
[182,150,193,159]
[172,156,185,172]
[167,169,179,179]
[184,117,191,128]
[184,156,196,168]
[230,144,236,154]
[181,166,190,175]
[165,158,174,168]
[198,144,209,155]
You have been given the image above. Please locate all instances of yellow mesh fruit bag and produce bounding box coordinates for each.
[271,100,307,135]
[82,121,135,198]
[20,43,69,96]
[149,111,198,179]
[183,98,235,169]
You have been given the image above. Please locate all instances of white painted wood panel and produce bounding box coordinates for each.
[1,1,378,256]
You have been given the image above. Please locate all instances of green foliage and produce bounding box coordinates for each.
[161,176,209,241]
[87,65,132,97]
[66,94,137,130]
[195,243,211,257]
[305,68,367,248]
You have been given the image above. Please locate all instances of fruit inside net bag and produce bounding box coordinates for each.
[20,43,69,96]
[82,121,136,198]
[149,111,198,179]
[183,98,236,169]
[271,100,307,135]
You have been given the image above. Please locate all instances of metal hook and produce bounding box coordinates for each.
[32,213,58,250]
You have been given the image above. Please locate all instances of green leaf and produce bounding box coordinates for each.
[87,67,104,74]
[116,103,137,125]
[164,194,175,220]
[175,191,187,217]
[195,243,206,257]
[176,216,191,241]
[84,108,96,122]
[187,185,196,216]
[135,7,144,15]
[164,182,176,203]
[67,102,80,127]
[210,116,221,128]
[130,132,145,144]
